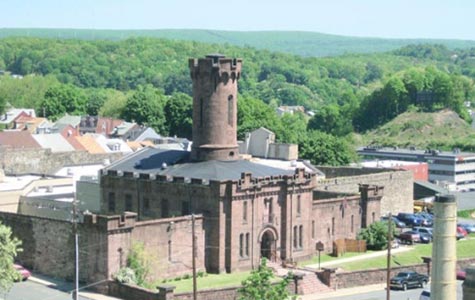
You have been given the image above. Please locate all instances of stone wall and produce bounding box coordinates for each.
[0,211,205,284]
[317,166,413,214]
[0,211,78,280]
[0,147,123,174]
[323,257,475,289]
[108,279,296,300]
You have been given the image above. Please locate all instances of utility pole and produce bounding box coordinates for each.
[191,214,197,300]
[386,212,392,300]
[73,198,79,300]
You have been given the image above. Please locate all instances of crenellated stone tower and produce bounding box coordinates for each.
[189,54,242,161]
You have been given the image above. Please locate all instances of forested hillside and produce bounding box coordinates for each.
[361,109,475,151]
[2,28,475,57]
[1,37,475,164]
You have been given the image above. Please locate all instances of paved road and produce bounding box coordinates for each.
[344,281,463,300]
[318,281,463,300]
[3,280,89,300]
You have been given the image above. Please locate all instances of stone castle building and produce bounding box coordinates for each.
[99,55,383,274]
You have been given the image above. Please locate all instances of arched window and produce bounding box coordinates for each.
[245,233,250,257]
[228,95,233,126]
[299,225,303,248]
[239,233,244,258]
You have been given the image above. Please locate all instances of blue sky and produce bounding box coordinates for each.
[1,0,474,40]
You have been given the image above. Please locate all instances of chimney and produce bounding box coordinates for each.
[431,194,457,300]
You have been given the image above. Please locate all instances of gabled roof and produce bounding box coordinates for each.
[110,121,137,136]
[126,140,155,151]
[55,115,81,128]
[0,109,36,124]
[64,134,86,151]
[96,117,123,136]
[0,131,41,149]
[132,127,161,142]
[106,147,296,181]
[32,133,75,152]
[93,134,133,153]
[14,116,48,133]
[74,135,105,154]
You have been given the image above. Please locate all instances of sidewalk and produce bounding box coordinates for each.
[305,245,414,269]
[297,283,386,300]
[296,246,413,299]
[29,274,122,300]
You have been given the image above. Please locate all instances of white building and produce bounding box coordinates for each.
[358,146,475,191]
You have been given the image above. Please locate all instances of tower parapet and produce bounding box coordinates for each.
[189,54,242,161]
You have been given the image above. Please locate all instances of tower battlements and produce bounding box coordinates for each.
[189,55,242,162]
[189,54,242,83]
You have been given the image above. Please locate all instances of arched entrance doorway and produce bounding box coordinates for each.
[260,229,276,261]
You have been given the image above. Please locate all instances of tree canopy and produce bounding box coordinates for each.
[0,222,22,294]
[238,259,295,300]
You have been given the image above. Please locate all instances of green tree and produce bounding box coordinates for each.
[238,259,295,300]
[38,83,86,121]
[307,105,352,137]
[121,85,167,134]
[275,112,308,144]
[299,130,356,166]
[237,96,282,140]
[126,242,151,286]
[164,92,193,139]
[0,222,22,294]
[98,89,128,118]
[357,221,395,250]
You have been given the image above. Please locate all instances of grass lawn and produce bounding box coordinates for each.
[298,250,374,266]
[166,271,252,293]
[332,238,475,271]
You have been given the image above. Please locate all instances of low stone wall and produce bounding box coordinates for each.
[319,257,475,289]
[107,278,296,300]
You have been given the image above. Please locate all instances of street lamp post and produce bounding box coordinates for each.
[386,212,392,300]
[72,198,79,300]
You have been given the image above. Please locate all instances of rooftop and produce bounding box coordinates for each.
[359,160,426,168]
[106,147,301,181]
[358,146,475,159]
[0,175,42,192]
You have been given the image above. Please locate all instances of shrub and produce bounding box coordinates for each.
[114,267,137,285]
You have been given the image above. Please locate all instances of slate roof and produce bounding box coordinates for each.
[55,115,81,128]
[106,147,296,181]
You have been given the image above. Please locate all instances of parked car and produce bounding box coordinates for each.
[415,213,433,227]
[13,264,31,281]
[390,271,428,290]
[397,213,423,227]
[457,226,468,240]
[413,227,433,243]
[458,223,475,234]
[381,216,406,228]
[398,230,421,244]
[420,289,431,300]
[457,269,466,280]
